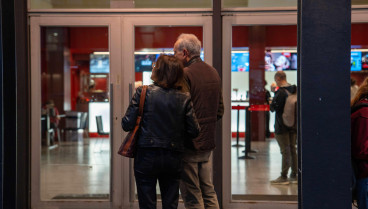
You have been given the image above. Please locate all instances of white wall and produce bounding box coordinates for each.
[230,71,297,133]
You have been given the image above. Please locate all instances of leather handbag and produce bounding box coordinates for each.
[118,85,147,158]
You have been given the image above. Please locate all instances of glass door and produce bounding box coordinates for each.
[122,14,212,208]
[30,15,123,208]
[222,13,298,209]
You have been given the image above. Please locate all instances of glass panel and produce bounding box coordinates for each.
[351,23,368,101]
[223,0,296,8]
[30,0,211,9]
[133,26,203,199]
[230,25,298,201]
[40,27,110,201]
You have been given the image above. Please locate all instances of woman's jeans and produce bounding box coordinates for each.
[134,147,183,209]
[357,177,368,209]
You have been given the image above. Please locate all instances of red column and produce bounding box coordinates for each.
[248,26,266,141]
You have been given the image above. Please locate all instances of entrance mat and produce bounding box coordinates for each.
[52,194,109,200]
[232,194,298,201]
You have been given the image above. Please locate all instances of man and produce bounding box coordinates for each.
[270,71,297,184]
[174,34,224,209]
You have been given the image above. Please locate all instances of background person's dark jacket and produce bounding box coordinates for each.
[270,84,297,134]
[122,84,200,152]
[184,57,224,151]
[351,99,368,179]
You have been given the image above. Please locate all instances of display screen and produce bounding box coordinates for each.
[135,54,159,72]
[90,54,109,73]
[266,52,297,71]
[134,50,204,72]
[231,51,297,72]
[351,51,362,71]
[231,50,366,71]
[231,52,249,72]
[362,52,368,70]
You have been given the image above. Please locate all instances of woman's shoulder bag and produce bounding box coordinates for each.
[118,85,147,158]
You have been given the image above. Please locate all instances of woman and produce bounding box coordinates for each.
[121,55,200,209]
[351,77,368,209]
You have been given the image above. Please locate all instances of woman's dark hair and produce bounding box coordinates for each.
[151,55,184,89]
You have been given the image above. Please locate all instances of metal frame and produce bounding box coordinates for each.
[122,14,213,209]
[222,8,368,209]
[30,15,122,209]
[222,12,298,209]
[30,13,212,209]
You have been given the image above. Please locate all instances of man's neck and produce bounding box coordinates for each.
[279,81,289,87]
[184,55,201,67]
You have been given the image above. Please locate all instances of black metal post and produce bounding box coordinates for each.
[239,107,254,159]
[1,0,29,207]
[232,105,244,147]
[298,0,351,208]
[212,0,223,206]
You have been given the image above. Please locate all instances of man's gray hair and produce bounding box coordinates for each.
[176,34,201,57]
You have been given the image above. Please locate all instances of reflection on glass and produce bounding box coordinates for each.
[223,0,297,8]
[352,0,368,5]
[30,0,211,9]
[230,25,298,201]
[40,27,110,201]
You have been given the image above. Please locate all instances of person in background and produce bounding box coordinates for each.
[269,71,297,184]
[351,77,359,101]
[264,80,272,138]
[121,55,200,209]
[43,99,60,144]
[174,33,224,209]
[351,77,368,209]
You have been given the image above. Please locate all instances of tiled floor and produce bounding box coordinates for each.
[40,137,297,201]
[41,137,110,200]
[231,138,297,201]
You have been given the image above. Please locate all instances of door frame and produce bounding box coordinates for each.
[30,15,123,209]
[222,12,298,209]
[222,9,368,209]
[30,13,213,209]
[121,14,213,209]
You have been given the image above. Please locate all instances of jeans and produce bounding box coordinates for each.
[275,131,297,177]
[357,177,368,209]
[180,151,219,209]
[134,148,183,209]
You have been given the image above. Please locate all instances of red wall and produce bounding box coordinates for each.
[135,27,203,50]
[233,24,368,47]
[69,27,108,53]
[232,25,297,47]
[352,24,368,46]
[69,27,109,110]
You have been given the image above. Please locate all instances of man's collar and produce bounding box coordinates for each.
[184,55,201,67]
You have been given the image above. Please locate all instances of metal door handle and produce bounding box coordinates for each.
[129,83,133,101]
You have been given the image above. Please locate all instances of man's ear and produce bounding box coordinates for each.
[183,49,188,57]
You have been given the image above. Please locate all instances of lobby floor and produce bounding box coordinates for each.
[40,136,297,201]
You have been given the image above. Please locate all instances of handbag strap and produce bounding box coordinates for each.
[138,85,147,116]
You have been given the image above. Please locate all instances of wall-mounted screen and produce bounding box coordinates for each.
[231,52,249,72]
[134,49,204,72]
[231,50,297,72]
[361,52,368,70]
[135,54,159,72]
[90,54,109,73]
[268,52,297,71]
[351,51,362,71]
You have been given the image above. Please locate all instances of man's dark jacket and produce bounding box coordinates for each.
[121,84,200,152]
[184,56,224,151]
[270,84,297,134]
